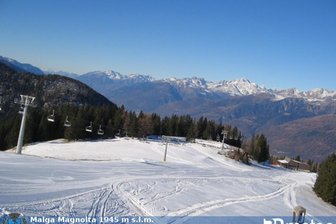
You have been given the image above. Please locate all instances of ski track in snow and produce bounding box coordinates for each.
[3,184,133,219]
[1,175,294,219]
[165,184,293,224]
[1,138,335,220]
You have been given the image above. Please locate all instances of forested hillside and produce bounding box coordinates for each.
[0,62,243,151]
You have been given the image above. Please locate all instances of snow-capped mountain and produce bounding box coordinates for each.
[83,72,334,101]
[273,88,336,102]
[82,70,125,79]
[159,77,336,101]
[303,88,336,100]
[208,78,269,96]
[81,70,155,82]
[163,77,208,89]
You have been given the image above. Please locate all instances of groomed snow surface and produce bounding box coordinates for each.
[1,138,336,223]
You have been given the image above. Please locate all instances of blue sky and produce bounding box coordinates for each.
[0,0,335,90]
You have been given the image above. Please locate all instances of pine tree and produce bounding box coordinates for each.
[150,113,161,135]
[256,134,270,163]
[249,134,270,163]
[314,154,336,206]
[249,134,256,159]
[196,116,207,139]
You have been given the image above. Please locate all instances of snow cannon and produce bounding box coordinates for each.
[293,206,306,224]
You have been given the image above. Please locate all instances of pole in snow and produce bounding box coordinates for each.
[164,141,168,162]
[163,136,169,162]
[221,129,228,151]
[16,95,35,154]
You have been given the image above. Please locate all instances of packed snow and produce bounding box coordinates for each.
[0,138,335,223]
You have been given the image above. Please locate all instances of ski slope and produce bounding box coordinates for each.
[0,138,335,223]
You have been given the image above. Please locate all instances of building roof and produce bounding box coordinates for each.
[277,159,289,164]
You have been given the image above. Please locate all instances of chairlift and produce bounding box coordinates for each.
[85,121,93,133]
[97,125,104,135]
[47,110,55,122]
[64,116,71,127]
[18,105,24,114]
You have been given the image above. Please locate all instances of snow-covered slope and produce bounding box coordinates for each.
[1,138,335,222]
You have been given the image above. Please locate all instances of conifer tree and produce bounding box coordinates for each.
[249,134,270,163]
[314,154,336,206]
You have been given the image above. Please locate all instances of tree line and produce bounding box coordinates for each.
[0,104,244,151]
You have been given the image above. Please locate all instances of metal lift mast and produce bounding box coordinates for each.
[16,95,35,154]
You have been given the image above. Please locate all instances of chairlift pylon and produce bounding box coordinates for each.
[85,121,93,133]
[97,125,104,135]
[47,110,55,122]
[64,116,71,127]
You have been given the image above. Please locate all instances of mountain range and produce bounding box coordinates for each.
[2,55,336,161]
[51,69,336,102]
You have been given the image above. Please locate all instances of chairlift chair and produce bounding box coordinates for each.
[18,105,24,114]
[97,125,104,135]
[47,110,55,122]
[64,116,71,127]
[85,121,93,133]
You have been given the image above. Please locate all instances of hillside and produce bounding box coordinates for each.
[1,138,336,222]
[0,56,44,75]
[0,62,113,114]
[264,115,336,161]
[0,62,118,151]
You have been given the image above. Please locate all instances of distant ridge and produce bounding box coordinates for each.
[0,56,44,75]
